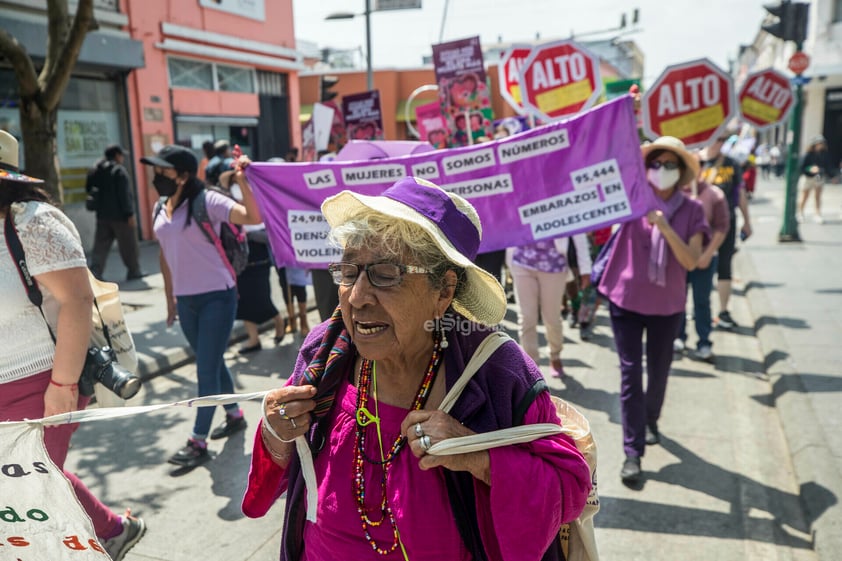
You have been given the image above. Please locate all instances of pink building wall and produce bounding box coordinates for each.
[122,0,300,238]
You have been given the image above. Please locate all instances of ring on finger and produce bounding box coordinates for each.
[277,404,289,419]
[290,417,297,429]
[414,422,424,438]
[420,434,431,451]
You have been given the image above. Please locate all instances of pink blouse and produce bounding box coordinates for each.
[243,380,589,561]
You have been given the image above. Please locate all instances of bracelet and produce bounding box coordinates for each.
[49,379,78,389]
[261,427,294,462]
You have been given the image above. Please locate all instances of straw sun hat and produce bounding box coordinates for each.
[640,136,700,188]
[0,130,43,184]
[320,176,507,327]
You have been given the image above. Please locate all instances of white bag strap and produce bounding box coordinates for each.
[432,330,565,456]
[438,331,512,414]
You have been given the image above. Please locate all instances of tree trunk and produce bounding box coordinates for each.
[19,98,62,204]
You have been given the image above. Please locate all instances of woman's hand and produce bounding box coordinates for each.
[43,384,79,419]
[647,209,667,229]
[402,410,491,485]
[263,385,317,443]
[166,296,178,327]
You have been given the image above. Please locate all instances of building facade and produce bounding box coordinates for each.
[124,0,303,238]
[0,0,303,243]
[737,0,842,167]
[0,0,145,243]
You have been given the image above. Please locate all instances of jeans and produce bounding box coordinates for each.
[177,288,240,439]
[609,302,683,458]
[680,255,718,349]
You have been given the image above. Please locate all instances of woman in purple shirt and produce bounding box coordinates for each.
[140,145,262,468]
[597,136,708,484]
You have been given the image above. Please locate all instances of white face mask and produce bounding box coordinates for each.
[647,168,681,191]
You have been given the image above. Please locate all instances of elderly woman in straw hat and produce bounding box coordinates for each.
[243,177,591,560]
[597,136,709,485]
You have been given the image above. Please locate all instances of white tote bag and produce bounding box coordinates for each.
[0,422,107,559]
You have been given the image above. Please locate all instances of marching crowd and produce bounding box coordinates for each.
[1,109,838,560]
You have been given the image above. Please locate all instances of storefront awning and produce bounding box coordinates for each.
[0,15,144,71]
[176,115,259,126]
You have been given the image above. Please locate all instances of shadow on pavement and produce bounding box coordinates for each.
[755,315,810,330]
[207,431,252,521]
[552,375,620,426]
[596,436,834,549]
[751,373,842,408]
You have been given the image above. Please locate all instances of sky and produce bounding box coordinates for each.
[292,0,773,86]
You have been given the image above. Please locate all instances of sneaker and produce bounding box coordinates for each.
[103,512,146,561]
[815,214,824,224]
[673,338,685,353]
[210,414,247,440]
[126,271,147,281]
[550,358,565,378]
[694,345,714,362]
[645,423,660,445]
[796,213,804,223]
[717,311,737,330]
[168,439,209,468]
[620,455,642,483]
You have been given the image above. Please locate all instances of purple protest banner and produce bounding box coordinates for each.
[342,90,384,141]
[246,95,654,269]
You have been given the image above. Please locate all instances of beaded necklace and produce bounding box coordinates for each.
[353,336,444,555]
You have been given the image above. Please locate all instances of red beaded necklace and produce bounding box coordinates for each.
[353,336,444,555]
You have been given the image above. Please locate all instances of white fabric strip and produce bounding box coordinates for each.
[1,391,270,427]
[426,423,562,455]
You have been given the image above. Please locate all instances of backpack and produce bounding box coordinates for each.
[154,190,249,280]
[85,163,111,211]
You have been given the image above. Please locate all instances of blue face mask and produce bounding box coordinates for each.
[152,173,178,197]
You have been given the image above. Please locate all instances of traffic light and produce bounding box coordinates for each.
[763,1,809,43]
[320,75,339,102]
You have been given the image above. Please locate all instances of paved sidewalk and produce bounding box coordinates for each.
[735,174,842,560]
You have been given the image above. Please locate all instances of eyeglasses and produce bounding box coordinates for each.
[647,161,680,171]
[328,262,431,288]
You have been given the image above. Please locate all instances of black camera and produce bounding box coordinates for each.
[79,346,142,399]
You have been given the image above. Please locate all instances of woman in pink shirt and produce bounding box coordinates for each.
[597,137,708,485]
[243,177,591,560]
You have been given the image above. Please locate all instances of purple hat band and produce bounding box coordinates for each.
[381,178,480,260]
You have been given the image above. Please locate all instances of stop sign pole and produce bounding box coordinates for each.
[780,41,809,243]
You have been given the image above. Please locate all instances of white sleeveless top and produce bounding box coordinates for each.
[0,201,87,383]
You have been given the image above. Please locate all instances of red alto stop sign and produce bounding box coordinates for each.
[518,40,602,121]
[738,68,794,130]
[498,45,532,114]
[642,58,736,149]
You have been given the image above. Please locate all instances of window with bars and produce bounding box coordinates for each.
[167,58,257,93]
[217,64,255,93]
[168,58,214,90]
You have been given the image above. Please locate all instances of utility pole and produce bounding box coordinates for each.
[762,0,810,242]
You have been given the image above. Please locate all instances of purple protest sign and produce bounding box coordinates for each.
[246,95,655,269]
[342,90,384,141]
